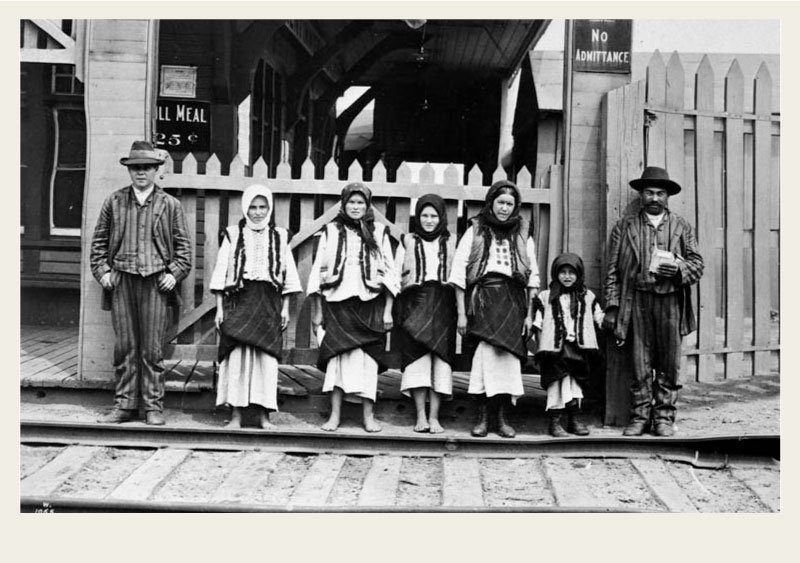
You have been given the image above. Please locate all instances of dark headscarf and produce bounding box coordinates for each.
[476,180,523,238]
[411,193,449,242]
[335,182,378,252]
[548,252,586,306]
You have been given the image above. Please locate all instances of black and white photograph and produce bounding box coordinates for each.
[18,8,783,518]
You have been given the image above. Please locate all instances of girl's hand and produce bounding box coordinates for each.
[522,315,534,337]
[383,309,394,332]
[311,308,323,335]
[457,313,468,337]
[281,309,290,331]
[215,308,224,330]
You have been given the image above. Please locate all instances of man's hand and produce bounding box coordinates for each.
[158,273,177,292]
[214,308,224,330]
[602,308,618,332]
[99,272,115,290]
[656,262,679,278]
[522,315,534,338]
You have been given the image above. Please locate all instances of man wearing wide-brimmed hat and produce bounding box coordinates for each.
[90,141,192,426]
[602,166,704,437]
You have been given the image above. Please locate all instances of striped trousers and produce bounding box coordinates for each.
[110,272,169,412]
[630,290,683,425]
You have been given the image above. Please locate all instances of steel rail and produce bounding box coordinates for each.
[21,420,779,466]
[19,496,653,513]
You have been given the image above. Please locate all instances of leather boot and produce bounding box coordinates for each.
[566,402,590,435]
[471,397,488,437]
[496,396,516,438]
[548,410,569,437]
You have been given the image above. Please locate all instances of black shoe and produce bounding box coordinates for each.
[97,408,137,424]
[567,409,590,436]
[548,412,569,437]
[654,422,674,437]
[471,400,488,437]
[496,399,516,438]
[623,421,647,436]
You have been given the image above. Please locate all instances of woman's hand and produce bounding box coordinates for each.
[383,309,394,332]
[457,313,468,337]
[214,307,224,330]
[281,309,290,331]
[311,307,323,335]
[522,315,534,338]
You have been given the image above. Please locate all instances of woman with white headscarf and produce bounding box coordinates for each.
[209,184,303,429]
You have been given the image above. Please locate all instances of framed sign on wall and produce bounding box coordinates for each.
[159,65,197,98]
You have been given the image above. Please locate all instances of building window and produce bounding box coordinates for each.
[250,60,285,175]
[49,64,85,236]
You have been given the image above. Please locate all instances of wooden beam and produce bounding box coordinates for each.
[230,21,285,105]
[31,19,75,49]
[335,87,376,137]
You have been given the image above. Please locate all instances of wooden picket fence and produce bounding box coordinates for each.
[602,51,780,424]
[158,154,563,367]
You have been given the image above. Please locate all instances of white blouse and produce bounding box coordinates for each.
[448,227,540,290]
[306,226,398,302]
[209,229,303,295]
[394,237,443,285]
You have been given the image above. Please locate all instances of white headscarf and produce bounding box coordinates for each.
[241,184,274,231]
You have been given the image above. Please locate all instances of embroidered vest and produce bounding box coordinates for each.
[399,233,454,291]
[534,289,600,352]
[464,224,531,288]
[318,222,389,292]
[221,224,288,292]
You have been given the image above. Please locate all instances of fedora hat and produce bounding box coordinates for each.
[119,141,165,166]
[629,166,681,195]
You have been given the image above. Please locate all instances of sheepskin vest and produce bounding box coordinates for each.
[465,225,531,288]
[220,223,290,293]
[318,222,389,292]
[399,233,454,291]
[534,288,600,352]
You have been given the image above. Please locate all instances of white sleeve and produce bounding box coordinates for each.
[526,236,541,290]
[448,227,473,290]
[282,246,303,295]
[208,234,231,292]
[305,231,326,296]
[380,229,399,296]
[394,239,405,277]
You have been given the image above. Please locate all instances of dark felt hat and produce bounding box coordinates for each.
[629,166,681,195]
[119,141,165,166]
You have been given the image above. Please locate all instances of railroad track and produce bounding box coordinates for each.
[20,421,780,513]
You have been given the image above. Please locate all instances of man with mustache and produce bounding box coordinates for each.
[602,167,704,437]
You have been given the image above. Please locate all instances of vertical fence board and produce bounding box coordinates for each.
[202,193,221,344]
[273,194,291,230]
[752,63,773,374]
[723,60,745,379]
[694,55,717,382]
[665,52,687,220]
[646,50,666,167]
[179,193,197,344]
[293,197,317,349]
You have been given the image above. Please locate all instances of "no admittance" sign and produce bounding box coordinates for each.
[573,20,632,74]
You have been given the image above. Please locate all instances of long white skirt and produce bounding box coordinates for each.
[468,341,524,405]
[545,375,584,411]
[322,348,378,403]
[216,345,279,411]
[400,353,453,400]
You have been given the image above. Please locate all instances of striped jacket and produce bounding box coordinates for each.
[603,210,704,340]
[90,185,192,284]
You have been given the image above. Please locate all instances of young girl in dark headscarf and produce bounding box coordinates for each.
[209,184,303,429]
[449,180,540,438]
[394,194,456,433]
[532,252,605,437]
[307,183,398,432]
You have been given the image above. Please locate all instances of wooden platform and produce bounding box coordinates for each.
[19,325,545,399]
